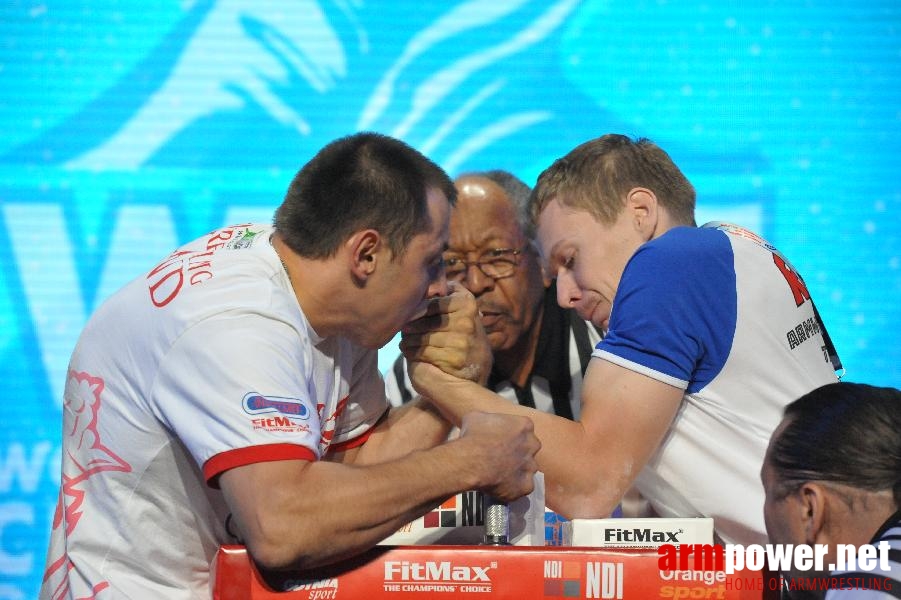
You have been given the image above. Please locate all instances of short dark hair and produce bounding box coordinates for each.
[530,133,696,227]
[768,382,901,505]
[274,132,456,259]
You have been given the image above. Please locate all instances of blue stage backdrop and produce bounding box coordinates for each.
[1,1,899,597]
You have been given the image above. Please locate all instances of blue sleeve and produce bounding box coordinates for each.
[595,227,737,392]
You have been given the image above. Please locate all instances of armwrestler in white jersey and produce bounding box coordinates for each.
[42,132,539,599]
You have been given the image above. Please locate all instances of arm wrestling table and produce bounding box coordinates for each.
[211,544,781,600]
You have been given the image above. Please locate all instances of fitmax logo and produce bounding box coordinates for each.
[384,561,494,582]
[605,528,684,543]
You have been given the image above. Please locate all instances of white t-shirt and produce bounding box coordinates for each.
[594,223,840,545]
[41,224,387,599]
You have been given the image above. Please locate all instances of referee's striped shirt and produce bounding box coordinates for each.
[825,510,901,599]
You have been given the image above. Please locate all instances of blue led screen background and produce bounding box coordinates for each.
[1,1,899,597]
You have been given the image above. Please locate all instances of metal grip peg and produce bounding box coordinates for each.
[482,494,510,546]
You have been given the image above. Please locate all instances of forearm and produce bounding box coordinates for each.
[298,445,476,567]
[345,398,454,465]
[221,440,478,571]
[421,377,622,518]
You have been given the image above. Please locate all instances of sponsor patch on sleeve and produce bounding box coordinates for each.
[242,392,313,434]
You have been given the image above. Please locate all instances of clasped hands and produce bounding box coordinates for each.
[400,282,541,503]
[399,281,492,398]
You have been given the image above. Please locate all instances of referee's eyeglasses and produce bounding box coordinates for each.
[443,247,525,283]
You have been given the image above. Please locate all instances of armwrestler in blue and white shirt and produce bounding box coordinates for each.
[404,134,841,546]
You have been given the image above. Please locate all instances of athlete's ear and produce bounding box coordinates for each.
[797,482,828,545]
[346,229,381,283]
[626,187,658,241]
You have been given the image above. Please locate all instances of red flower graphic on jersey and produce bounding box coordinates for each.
[317,395,349,454]
[42,370,132,600]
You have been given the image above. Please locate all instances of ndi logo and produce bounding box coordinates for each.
[422,491,485,529]
[586,562,624,599]
[543,560,581,597]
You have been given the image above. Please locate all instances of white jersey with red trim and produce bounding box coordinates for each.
[593,223,840,546]
[41,224,387,600]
